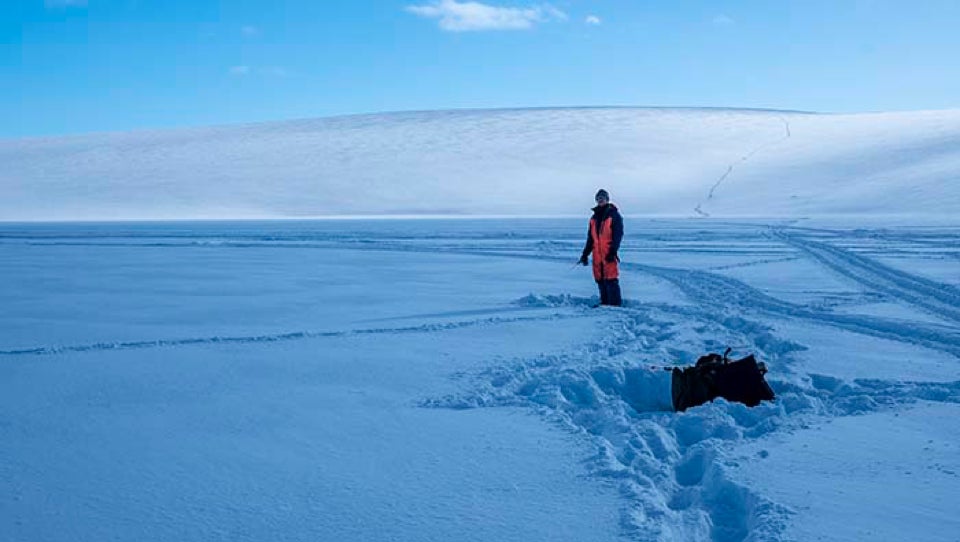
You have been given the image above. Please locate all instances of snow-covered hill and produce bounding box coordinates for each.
[2,107,959,221]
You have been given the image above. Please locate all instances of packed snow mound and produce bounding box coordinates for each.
[2,107,959,221]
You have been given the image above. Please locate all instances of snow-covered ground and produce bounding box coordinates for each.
[2,218,958,542]
[2,106,958,540]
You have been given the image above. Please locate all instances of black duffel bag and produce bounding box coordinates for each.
[671,348,775,412]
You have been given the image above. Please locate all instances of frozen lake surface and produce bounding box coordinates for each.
[2,218,959,541]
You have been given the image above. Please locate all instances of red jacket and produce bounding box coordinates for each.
[581,203,623,281]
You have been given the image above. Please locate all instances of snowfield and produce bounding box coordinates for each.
[1,218,958,542]
[1,108,959,541]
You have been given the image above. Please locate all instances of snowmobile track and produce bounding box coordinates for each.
[626,262,960,359]
[775,229,960,324]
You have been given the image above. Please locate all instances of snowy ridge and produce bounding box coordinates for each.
[2,107,960,220]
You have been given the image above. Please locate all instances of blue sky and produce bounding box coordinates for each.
[3,0,959,137]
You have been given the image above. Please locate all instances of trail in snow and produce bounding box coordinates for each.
[416,222,959,541]
[694,116,793,217]
[0,310,591,357]
[12,226,954,360]
[425,294,960,541]
[774,228,960,323]
[629,262,960,358]
[424,244,960,359]
[423,302,800,541]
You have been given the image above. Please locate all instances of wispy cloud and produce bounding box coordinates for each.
[585,15,601,26]
[241,25,260,38]
[405,0,567,32]
[44,0,87,8]
[229,65,290,78]
[712,14,735,26]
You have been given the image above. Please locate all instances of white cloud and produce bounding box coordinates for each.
[585,15,601,25]
[712,14,735,26]
[44,0,87,8]
[405,0,567,32]
[229,66,251,76]
[241,25,260,37]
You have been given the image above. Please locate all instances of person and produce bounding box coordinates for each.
[579,189,623,306]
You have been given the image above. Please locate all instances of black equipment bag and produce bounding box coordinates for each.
[671,349,775,412]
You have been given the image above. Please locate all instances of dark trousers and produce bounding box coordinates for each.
[597,279,622,306]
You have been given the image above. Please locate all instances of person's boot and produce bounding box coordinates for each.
[607,279,623,307]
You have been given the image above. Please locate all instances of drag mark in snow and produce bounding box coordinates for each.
[704,255,800,272]
[694,116,793,217]
[0,312,589,357]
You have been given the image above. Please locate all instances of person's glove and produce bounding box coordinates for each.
[605,251,618,263]
[578,254,589,266]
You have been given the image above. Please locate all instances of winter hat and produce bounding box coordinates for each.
[595,189,610,201]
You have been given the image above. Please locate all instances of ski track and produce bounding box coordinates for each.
[7,222,959,542]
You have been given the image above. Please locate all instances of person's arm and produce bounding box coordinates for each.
[608,210,623,261]
[580,223,594,263]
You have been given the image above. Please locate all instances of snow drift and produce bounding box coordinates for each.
[2,107,959,221]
